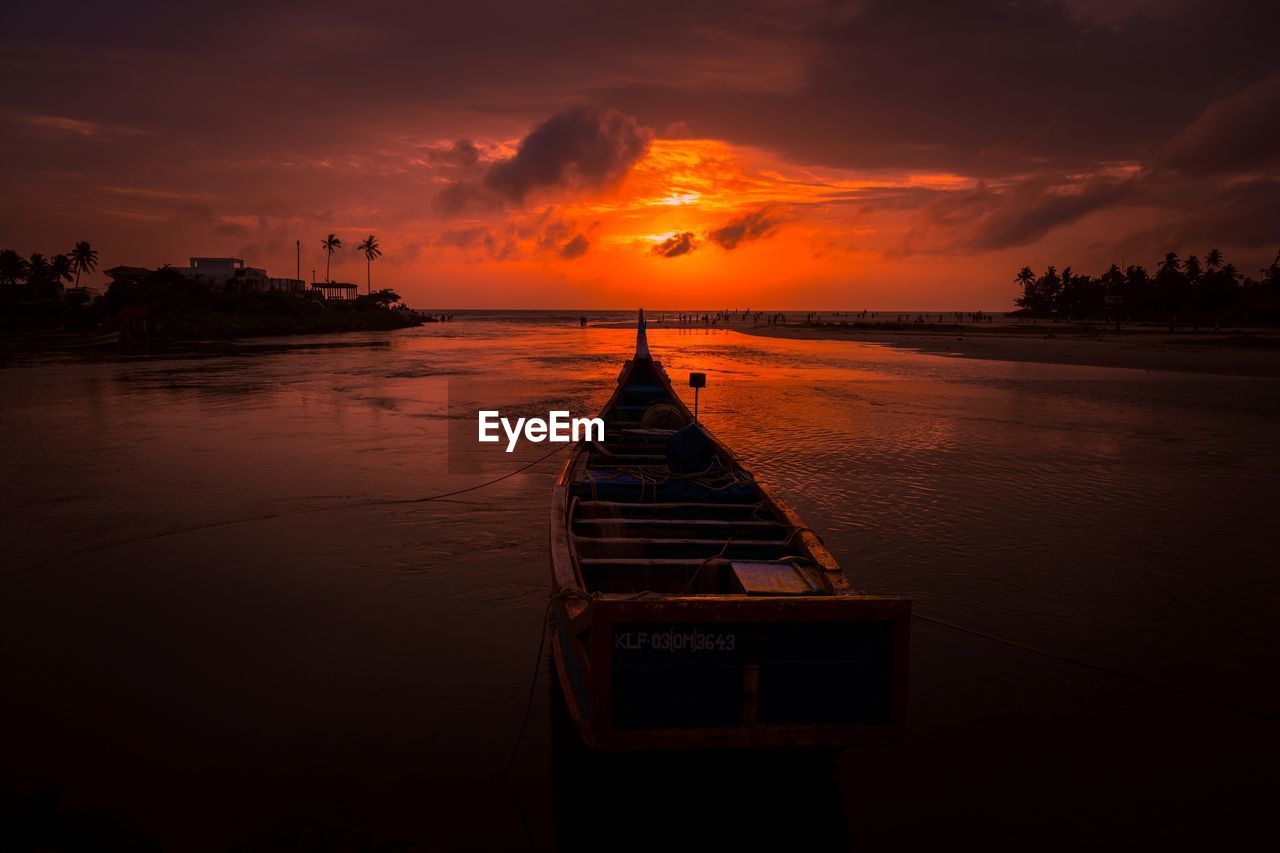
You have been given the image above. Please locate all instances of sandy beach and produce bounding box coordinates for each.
[705,320,1280,377]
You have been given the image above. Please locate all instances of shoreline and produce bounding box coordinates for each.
[733,322,1280,377]
[0,305,424,353]
[599,317,1280,377]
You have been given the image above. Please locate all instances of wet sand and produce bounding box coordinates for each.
[726,321,1280,377]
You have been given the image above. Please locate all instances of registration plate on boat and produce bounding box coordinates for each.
[614,626,739,654]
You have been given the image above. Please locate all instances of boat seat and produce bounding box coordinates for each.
[574,500,767,519]
[573,518,784,530]
[571,536,797,560]
[574,471,759,503]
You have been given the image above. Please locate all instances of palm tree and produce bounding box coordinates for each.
[1184,254,1201,282]
[27,253,50,282]
[51,254,73,287]
[1205,248,1223,272]
[355,234,382,295]
[321,233,342,282]
[1040,265,1062,313]
[1013,266,1037,312]
[0,248,28,285]
[70,241,98,286]
[26,253,53,297]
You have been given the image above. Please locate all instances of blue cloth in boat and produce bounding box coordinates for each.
[666,422,720,474]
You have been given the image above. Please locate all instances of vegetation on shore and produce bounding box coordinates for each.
[103,268,422,338]
[2,253,422,339]
[1012,249,1280,324]
[1,244,95,298]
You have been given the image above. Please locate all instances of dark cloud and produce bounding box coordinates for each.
[598,0,1280,175]
[436,227,487,249]
[974,178,1132,250]
[530,211,574,250]
[426,139,482,169]
[216,221,249,237]
[3,0,1279,281]
[559,233,589,259]
[1156,73,1280,176]
[167,204,251,237]
[1162,179,1280,250]
[484,106,652,203]
[435,213,591,262]
[652,232,696,258]
[436,225,519,261]
[5,0,1278,185]
[433,181,490,215]
[709,206,781,249]
[905,175,1132,254]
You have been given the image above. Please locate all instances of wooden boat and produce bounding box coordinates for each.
[0,328,120,350]
[549,310,910,750]
[0,306,147,351]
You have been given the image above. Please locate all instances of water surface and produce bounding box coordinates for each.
[2,317,1277,850]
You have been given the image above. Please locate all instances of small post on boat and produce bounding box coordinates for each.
[635,308,651,359]
[689,371,706,423]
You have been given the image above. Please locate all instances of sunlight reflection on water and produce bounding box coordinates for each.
[1,319,1278,849]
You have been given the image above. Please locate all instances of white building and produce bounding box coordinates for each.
[169,257,262,291]
[171,257,306,296]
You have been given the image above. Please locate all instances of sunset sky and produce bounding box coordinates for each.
[2,0,1278,308]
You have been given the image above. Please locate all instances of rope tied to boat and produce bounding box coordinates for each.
[680,538,734,595]
[3,441,574,583]
[501,586,593,780]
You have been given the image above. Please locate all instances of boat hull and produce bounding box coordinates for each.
[549,577,909,751]
[550,458,911,752]
[548,313,910,751]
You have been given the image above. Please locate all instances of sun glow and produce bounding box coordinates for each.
[655,191,702,206]
[305,134,994,307]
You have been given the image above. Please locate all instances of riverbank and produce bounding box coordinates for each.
[151,303,423,339]
[730,321,1280,377]
[1,292,424,350]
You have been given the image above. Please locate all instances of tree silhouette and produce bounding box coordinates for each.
[0,248,28,285]
[1184,254,1201,283]
[1008,249,1278,321]
[24,253,55,298]
[355,234,382,295]
[367,288,400,308]
[51,254,73,286]
[1155,251,1188,314]
[27,253,51,284]
[1013,266,1039,313]
[70,241,98,286]
[1040,265,1062,313]
[322,234,342,282]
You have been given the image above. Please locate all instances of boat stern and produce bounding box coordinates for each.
[571,593,910,751]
